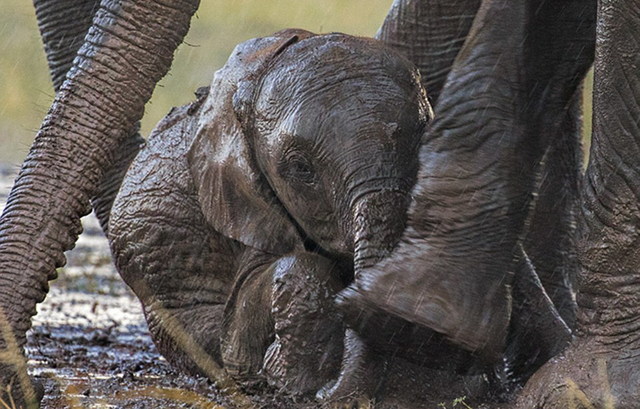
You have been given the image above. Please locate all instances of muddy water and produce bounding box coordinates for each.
[0,165,503,409]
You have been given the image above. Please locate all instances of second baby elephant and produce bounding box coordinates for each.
[108,29,431,394]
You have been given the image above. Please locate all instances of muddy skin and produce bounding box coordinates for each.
[16,216,505,409]
[8,197,511,409]
[108,29,434,406]
[4,0,639,407]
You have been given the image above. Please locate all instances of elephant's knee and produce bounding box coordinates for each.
[263,253,347,394]
[270,253,345,312]
[144,301,226,379]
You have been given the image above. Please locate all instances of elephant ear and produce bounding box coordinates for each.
[188,29,313,255]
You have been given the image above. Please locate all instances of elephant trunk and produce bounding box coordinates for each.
[351,189,410,273]
[0,0,199,404]
[34,0,145,236]
[34,0,101,93]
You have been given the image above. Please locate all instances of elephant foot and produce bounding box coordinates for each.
[261,253,345,395]
[316,330,386,405]
[337,233,512,362]
[515,337,640,409]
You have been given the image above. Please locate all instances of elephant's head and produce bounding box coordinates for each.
[188,30,432,268]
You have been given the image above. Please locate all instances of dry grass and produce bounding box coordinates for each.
[0,307,37,409]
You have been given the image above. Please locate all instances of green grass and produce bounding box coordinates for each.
[0,0,393,164]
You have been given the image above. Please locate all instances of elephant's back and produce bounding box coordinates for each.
[111,92,206,238]
[109,91,241,304]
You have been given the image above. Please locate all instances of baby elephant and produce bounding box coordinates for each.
[109,29,431,395]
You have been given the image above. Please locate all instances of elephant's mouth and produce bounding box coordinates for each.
[296,186,413,287]
[301,235,355,287]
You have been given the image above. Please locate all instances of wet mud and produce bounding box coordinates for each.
[1,164,505,409]
[1,164,253,409]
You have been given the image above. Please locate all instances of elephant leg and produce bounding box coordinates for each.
[109,103,237,380]
[219,250,276,384]
[490,94,584,392]
[489,247,572,398]
[222,252,346,393]
[261,254,345,395]
[376,0,481,105]
[523,92,583,330]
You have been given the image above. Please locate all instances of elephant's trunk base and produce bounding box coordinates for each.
[341,189,479,368]
[351,189,410,272]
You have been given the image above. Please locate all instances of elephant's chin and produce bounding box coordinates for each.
[309,231,354,261]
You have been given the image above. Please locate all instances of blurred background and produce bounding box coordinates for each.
[0,0,394,165]
[0,0,592,166]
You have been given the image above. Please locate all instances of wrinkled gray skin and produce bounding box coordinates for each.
[343,0,640,407]
[1,0,640,407]
[515,1,640,407]
[109,30,431,395]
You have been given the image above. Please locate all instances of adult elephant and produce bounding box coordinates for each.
[1,0,639,408]
[344,0,595,356]
[342,0,640,407]
[0,0,200,406]
[515,1,640,407]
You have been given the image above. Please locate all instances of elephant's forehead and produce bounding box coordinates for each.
[264,110,406,156]
[280,90,414,133]
[281,103,400,134]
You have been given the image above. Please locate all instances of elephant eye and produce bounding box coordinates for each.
[281,153,316,185]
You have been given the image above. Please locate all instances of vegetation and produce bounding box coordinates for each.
[437,396,473,408]
[0,0,392,164]
[0,1,593,165]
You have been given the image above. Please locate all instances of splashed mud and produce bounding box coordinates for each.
[1,164,507,409]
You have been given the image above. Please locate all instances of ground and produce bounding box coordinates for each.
[1,164,507,409]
